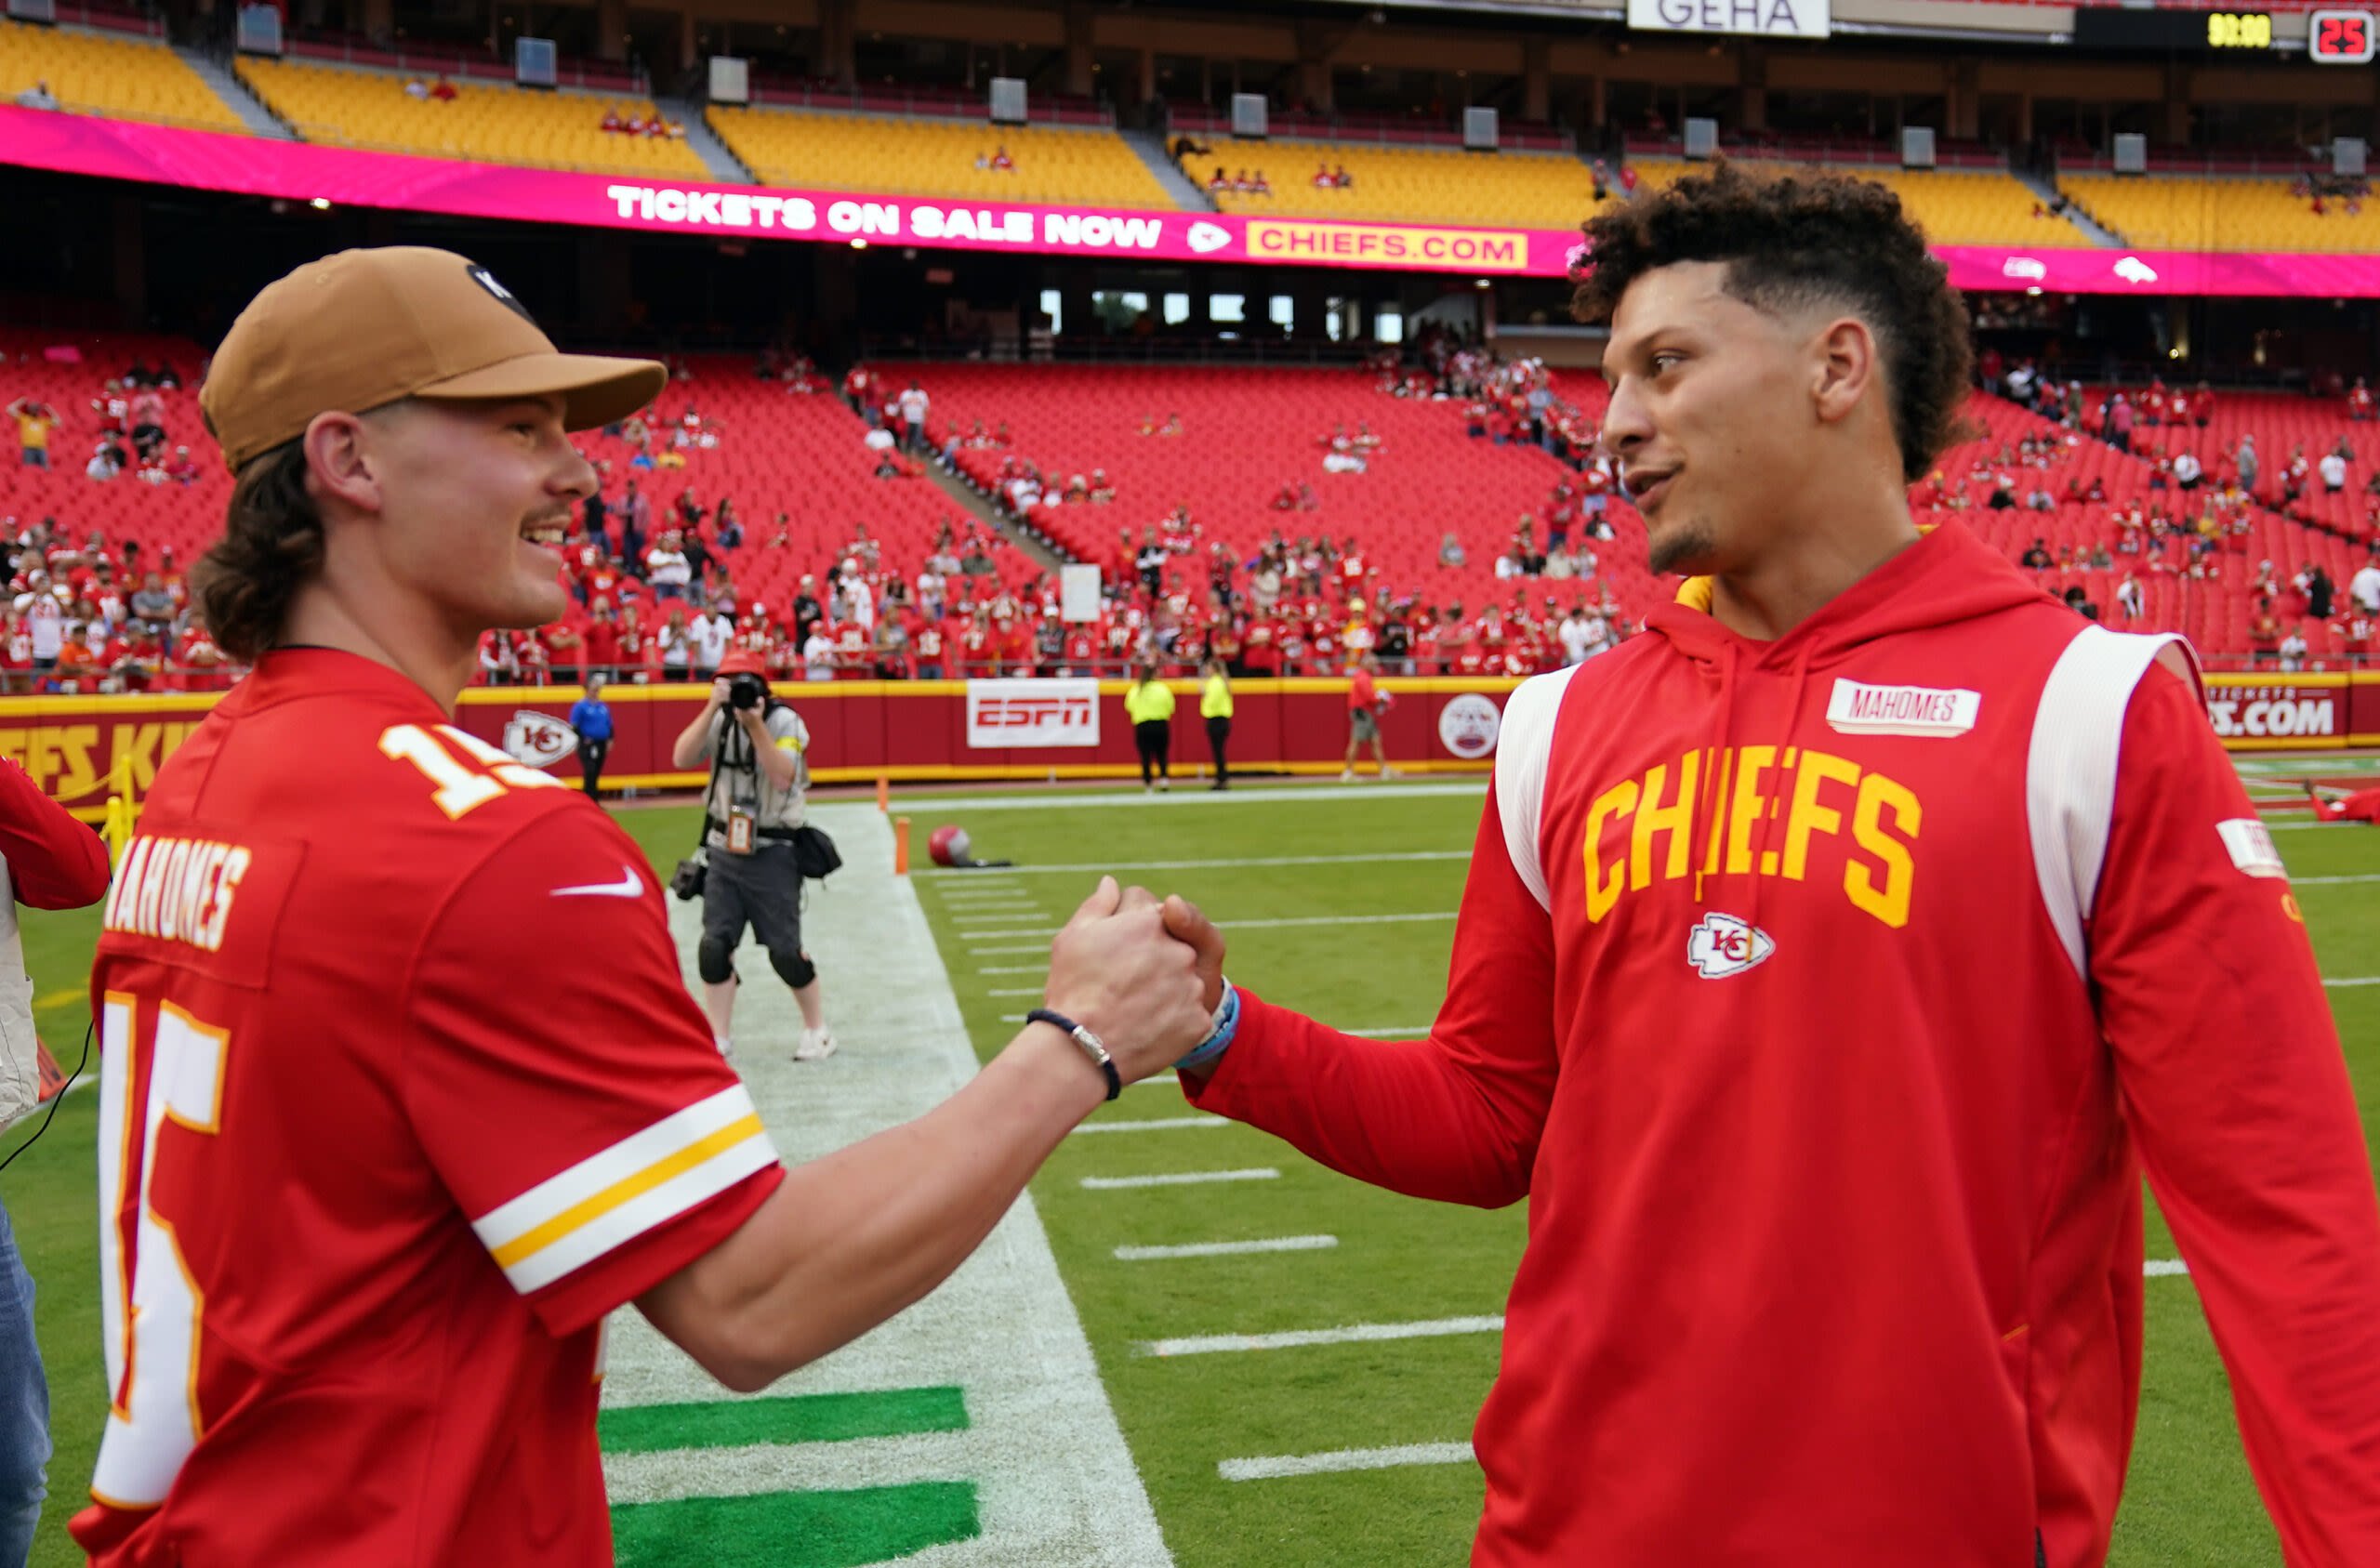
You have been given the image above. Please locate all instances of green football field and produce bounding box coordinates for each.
[2,766,2374,1567]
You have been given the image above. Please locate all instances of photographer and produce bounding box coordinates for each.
[670,651,836,1061]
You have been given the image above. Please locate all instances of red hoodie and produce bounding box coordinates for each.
[1185,522,2380,1567]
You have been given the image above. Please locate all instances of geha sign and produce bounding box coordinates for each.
[1628,0,1831,38]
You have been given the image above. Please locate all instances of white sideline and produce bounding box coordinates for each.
[892,782,1487,814]
[986,987,1047,997]
[2294,873,2380,885]
[605,804,1174,1568]
[2146,1259,2189,1277]
[1137,1314,1505,1358]
[1069,1117,1224,1135]
[2325,977,2380,988]
[1218,1443,1476,1482]
[971,911,1457,941]
[1082,1168,1279,1190]
[923,850,1474,876]
[976,965,1049,975]
[970,944,1055,957]
[1116,1235,1338,1261]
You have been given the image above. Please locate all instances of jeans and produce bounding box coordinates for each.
[0,1199,47,1567]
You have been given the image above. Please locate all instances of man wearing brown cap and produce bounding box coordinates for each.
[76,247,1214,1566]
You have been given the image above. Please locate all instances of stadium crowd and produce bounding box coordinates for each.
[12,328,2380,692]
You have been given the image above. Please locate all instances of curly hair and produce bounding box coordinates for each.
[1572,162,1973,483]
[191,437,324,662]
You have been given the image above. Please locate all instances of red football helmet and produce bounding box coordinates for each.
[928,825,972,867]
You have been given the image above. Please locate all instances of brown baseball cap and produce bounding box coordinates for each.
[200,245,666,472]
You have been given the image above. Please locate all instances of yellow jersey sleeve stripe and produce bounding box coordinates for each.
[495,1131,777,1295]
[470,1085,781,1293]
[488,1113,766,1269]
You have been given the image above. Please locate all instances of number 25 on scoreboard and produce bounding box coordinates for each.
[2310,7,2377,63]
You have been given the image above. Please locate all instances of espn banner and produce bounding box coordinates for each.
[964,679,1101,749]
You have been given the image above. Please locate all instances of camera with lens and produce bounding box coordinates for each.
[726,671,769,711]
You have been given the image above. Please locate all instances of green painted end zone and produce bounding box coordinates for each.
[599,1386,970,1454]
[611,1482,981,1568]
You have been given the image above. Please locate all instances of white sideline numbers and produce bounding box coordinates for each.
[93,995,228,1508]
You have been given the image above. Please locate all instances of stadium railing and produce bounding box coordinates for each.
[746,76,1116,128]
[1621,132,2007,170]
[278,33,647,94]
[44,0,162,36]
[1165,104,1574,153]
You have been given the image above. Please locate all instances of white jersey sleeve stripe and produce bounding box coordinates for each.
[1493,664,1585,913]
[469,1084,780,1291]
[492,1134,779,1294]
[2026,626,2200,979]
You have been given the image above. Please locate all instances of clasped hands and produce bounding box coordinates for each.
[1040,876,1229,1085]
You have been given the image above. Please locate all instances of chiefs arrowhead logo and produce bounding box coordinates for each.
[1187,220,1233,255]
[1686,912,1774,979]
[502,709,579,769]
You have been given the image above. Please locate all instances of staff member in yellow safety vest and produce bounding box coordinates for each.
[1126,663,1175,793]
[1199,657,1233,791]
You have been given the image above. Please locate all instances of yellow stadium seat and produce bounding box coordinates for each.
[1207,144,1598,230]
[235,56,707,178]
[706,107,1173,209]
[0,19,245,132]
[2060,174,2380,253]
[1625,159,2091,247]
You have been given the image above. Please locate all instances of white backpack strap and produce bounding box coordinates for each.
[1493,664,1585,912]
[2027,626,2202,979]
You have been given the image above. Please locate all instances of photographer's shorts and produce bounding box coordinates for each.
[703,842,804,957]
[1350,706,1380,744]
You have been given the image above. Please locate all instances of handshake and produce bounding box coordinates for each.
[1037,876,1231,1087]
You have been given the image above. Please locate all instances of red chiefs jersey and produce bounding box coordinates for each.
[77,650,784,1567]
[1188,523,2380,1567]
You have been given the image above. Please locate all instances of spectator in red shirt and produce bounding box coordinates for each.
[580,599,622,680]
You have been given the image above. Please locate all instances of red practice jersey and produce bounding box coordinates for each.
[1187,522,2380,1567]
[76,649,784,1567]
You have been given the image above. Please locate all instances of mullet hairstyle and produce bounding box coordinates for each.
[191,437,324,662]
[1571,161,1974,483]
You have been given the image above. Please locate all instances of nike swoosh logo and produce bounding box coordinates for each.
[551,866,644,899]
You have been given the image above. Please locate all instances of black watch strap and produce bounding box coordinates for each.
[1026,1007,1122,1100]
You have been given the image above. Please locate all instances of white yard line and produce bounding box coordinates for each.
[2293,873,2380,885]
[1136,1314,1505,1358]
[981,911,1456,942]
[2145,1259,2189,1277]
[1218,1443,1475,1482]
[924,850,1474,876]
[1344,1026,1431,1038]
[2324,977,2380,987]
[1069,1117,1225,1135]
[607,804,1173,1568]
[969,945,1055,957]
[1081,1168,1279,1190]
[892,782,1487,814]
[1115,1235,1338,1261]
[975,965,1049,975]
[986,987,1048,997]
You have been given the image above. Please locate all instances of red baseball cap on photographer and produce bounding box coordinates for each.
[717,652,769,679]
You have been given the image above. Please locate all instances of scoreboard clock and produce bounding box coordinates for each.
[2073,7,2274,50]
[2309,8,2378,63]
